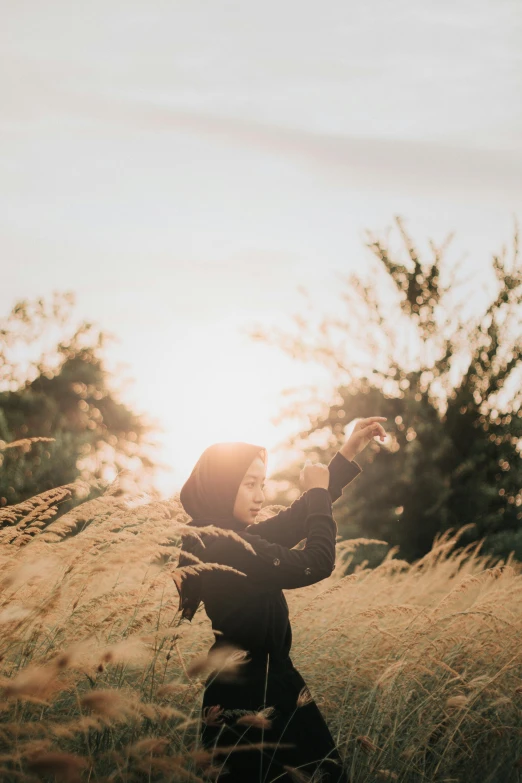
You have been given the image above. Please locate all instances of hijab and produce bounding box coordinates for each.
[174,441,267,622]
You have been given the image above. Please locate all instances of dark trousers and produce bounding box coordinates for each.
[199,654,348,783]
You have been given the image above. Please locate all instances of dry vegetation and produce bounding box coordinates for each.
[1,466,522,782]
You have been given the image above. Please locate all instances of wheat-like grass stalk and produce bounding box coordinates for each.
[0,482,520,781]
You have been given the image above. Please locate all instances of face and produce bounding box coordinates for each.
[233,454,266,524]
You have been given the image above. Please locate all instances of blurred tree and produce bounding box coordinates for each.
[0,292,157,508]
[251,218,522,562]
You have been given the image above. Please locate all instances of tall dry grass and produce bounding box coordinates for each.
[0,472,521,782]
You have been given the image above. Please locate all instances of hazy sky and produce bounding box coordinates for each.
[1,0,521,493]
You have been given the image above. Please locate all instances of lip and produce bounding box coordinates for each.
[250,508,261,514]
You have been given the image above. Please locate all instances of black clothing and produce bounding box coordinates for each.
[174,448,362,782]
[201,653,351,783]
[177,441,267,622]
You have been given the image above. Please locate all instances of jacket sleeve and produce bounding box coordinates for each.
[250,451,362,548]
[207,488,339,590]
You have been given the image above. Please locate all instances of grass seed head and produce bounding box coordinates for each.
[445,695,469,710]
[356,735,379,754]
[297,685,314,707]
[80,689,138,720]
[26,751,88,783]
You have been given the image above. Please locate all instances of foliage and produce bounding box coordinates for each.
[0,292,156,509]
[252,218,522,561]
[0,479,521,781]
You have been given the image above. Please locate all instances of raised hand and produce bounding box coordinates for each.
[299,460,330,491]
[340,416,387,462]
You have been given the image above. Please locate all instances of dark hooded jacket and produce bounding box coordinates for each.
[174,442,362,782]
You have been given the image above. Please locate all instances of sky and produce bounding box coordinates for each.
[1,0,521,494]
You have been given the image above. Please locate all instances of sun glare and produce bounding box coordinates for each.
[137,323,311,495]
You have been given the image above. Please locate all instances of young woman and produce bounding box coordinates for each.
[174,416,387,782]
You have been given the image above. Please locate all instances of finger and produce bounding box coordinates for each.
[359,416,387,424]
[362,423,386,439]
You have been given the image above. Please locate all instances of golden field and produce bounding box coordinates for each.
[1,474,521,783]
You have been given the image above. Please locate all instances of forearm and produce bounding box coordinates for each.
[252,452,361,547]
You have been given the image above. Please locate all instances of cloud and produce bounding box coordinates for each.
[35,87,522,200]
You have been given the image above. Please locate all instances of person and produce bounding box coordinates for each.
[174,416,387,782]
